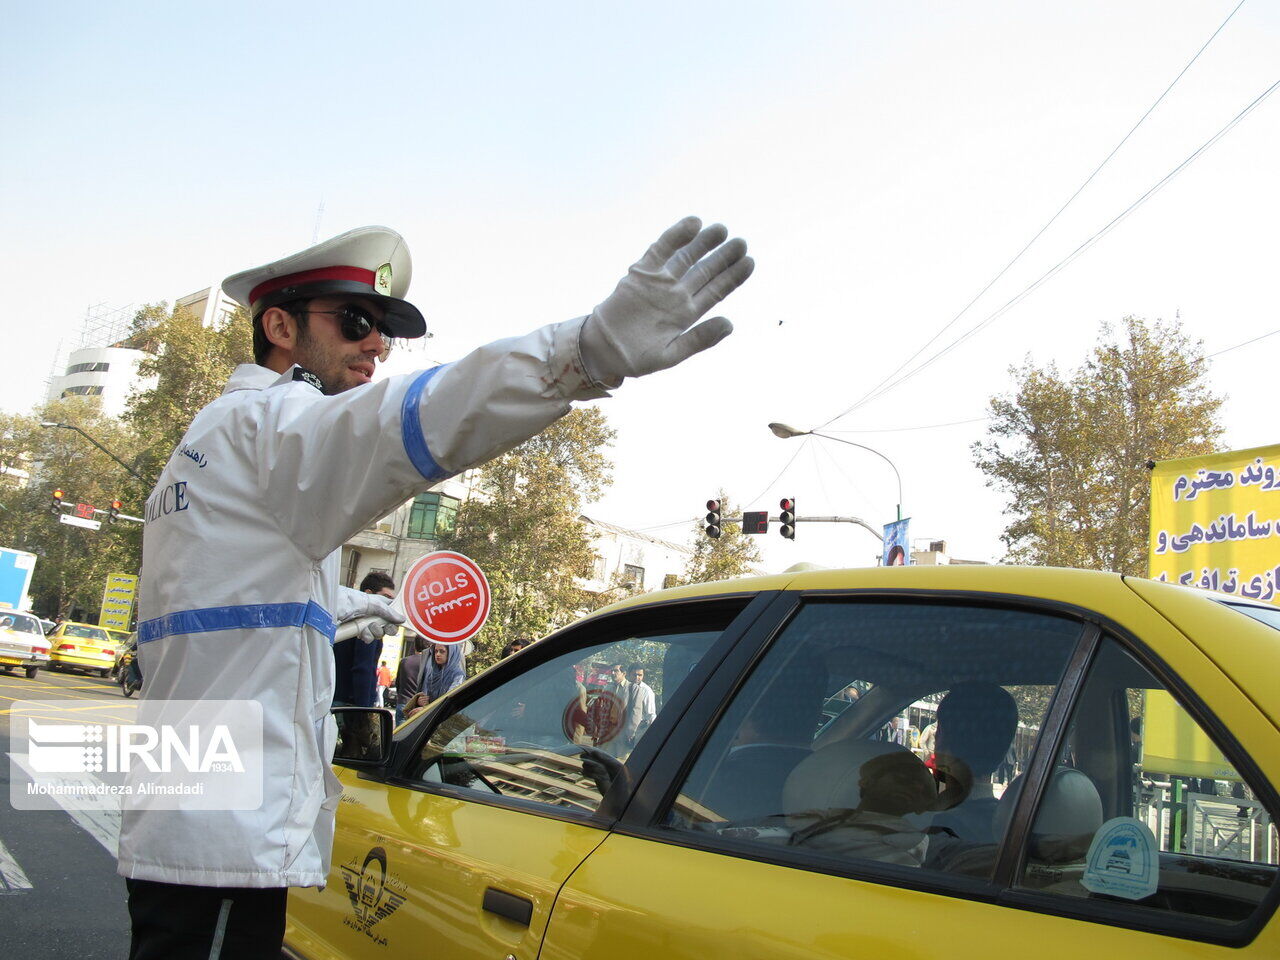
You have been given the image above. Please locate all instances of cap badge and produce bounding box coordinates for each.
[374,262,393,296]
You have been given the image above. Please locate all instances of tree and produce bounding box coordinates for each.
[438,408,616,672]
[0,301,253,620]
[972,316,1223,574]
[678,490,763,585]
[120,302,254,506]
[0,398,143,618]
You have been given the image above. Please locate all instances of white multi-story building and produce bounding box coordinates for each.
[339,474,475,588]
[338,488,695,600]
[45,345,155,419]
[175,286,238,328]
[580,516,692,594]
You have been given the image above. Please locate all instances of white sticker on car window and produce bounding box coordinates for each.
[1081,817,1159,900]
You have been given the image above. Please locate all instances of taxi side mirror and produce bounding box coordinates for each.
[332,707,394,768]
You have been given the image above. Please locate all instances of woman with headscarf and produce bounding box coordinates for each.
[406,643,467,719]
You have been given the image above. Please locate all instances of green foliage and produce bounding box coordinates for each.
[972,316,1223,574]
[121,302,253,502]
[0,301,254,620]
[439,407,616,672]
[0,399,142,618]
[677,489,763,585]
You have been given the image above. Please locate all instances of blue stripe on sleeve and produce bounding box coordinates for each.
[401,365,452,482]
[139,600,336,645]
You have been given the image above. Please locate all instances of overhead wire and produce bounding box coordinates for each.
[628,319,1278,536]
[819,1,1253,429]
[827,74,1280,421]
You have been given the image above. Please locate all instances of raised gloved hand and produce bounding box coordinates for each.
[335,587,405,644]
[579,217,754,385]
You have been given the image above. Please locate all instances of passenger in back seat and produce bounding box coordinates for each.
[788,751,941,867]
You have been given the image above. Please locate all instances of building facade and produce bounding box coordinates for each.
[45,345,155,419]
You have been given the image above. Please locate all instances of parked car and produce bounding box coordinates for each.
[284,566,1280,959]
[0,610,50,678]
[47,620,119,677]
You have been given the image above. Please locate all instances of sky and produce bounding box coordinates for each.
[2,1,1277,575]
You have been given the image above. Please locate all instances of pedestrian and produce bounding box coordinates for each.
[395,635,429,723]
[499,637,532,659]
[333,570,397,707]
[375,661,393,708]
[116,216,753,958]
[623,665,657,747]
[405,642,467,720]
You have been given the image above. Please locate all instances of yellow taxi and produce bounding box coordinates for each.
[285,566,1280,959]
[47,620,120,676]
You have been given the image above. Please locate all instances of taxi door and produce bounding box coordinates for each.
[286,596,770,960]
[540,587,1280,959]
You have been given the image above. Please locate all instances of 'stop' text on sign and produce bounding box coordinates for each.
[400,551,491,644]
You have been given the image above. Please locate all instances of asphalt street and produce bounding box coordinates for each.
[0,667,134,959]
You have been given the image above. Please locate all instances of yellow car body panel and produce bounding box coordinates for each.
[285,566,1280,958]
[539,832,1280,960]
[1126,576,1280,730]
[286,767,608,960]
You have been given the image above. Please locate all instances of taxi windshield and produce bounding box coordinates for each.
[64,624,109,640]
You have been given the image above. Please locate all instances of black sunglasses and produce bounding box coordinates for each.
[297,305,394,360]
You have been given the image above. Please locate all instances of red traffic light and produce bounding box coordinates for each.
[52,489,64,500]
[706,499,721,512]
[111,499,123,510]
[779,497,796,540]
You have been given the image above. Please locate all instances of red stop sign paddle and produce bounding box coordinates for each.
[400,551,491,644]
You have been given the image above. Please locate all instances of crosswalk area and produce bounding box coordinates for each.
[0,670,133,957]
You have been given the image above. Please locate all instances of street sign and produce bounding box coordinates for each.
[99,573,138,631]
[742,510,769,534]
[59,514,102,531]
[74,502,95,519]
[400,551,491,645]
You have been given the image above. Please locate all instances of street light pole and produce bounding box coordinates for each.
[39,421,146,484]
[768,422,904,521]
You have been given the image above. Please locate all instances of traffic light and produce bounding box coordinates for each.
[779,498,796,539]
[108,499,122,523]
[50,488,64,516]
[704,499,722,539]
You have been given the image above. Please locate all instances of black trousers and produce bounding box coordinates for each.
[126,878,288,960]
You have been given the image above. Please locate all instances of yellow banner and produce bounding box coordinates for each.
[1149,443,1280,605]
[1142,690,1240,782]
[99,572,138,631]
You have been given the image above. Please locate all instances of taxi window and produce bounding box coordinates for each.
[659,600,1082,880]
[1015,636,1278,933]
[0,614,41,634]
[64,624,108,640]
[407,613,734,816]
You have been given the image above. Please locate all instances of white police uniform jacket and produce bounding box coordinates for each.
[117,318,609,888]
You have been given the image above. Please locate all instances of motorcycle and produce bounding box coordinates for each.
[118,642,142,697]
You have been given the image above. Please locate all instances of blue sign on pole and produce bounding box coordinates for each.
[0,548,37,609]
[881,519,911,566]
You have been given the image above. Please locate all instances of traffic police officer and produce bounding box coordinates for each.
[117,217,753,958]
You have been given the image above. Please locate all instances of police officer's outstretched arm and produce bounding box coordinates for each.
[259,217,753,559]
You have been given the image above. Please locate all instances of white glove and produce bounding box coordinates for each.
[335,586,405,643]
[578,217,754,385]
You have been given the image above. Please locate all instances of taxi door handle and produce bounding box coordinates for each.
[483,887,533,926]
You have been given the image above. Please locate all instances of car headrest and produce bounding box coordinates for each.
[782,739,912,814]
[994,768,1104,863]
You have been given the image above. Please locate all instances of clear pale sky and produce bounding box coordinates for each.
[3,1,1277,573]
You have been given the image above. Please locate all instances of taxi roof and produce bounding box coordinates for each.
[586,564,1133,619]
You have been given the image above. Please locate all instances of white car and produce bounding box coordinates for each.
[0,611,50,678]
